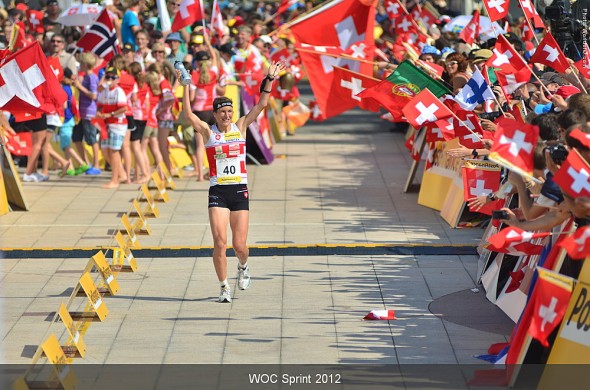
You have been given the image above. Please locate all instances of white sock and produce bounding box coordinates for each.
[238,262,248,269]
[220,279,228,287]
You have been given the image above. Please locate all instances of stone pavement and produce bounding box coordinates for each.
[0,104,513,386]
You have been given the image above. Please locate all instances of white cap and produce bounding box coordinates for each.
[259,35,272,44]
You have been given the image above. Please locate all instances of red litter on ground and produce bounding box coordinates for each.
[363,310,395,320]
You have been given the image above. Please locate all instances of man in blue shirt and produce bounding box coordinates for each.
[121,0,145,50]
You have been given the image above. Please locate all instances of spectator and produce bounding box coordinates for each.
[128,61,151,183]
[134,29,155,69]
[43,0,62,33]
[50,33,77,76]
[165,32,186,63]
[121,0,145,50]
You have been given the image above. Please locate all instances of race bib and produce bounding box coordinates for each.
[216,157,241,184]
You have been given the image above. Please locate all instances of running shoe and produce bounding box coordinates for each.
[219,285,232,303]
[85,167,102,175]
[34,172,49,182]
[22,173,39,182]
[237,265,251,290]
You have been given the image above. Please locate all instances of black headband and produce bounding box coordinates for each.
[214,101,233,111]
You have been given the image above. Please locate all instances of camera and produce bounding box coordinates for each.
[478,111,502,122]
[492,210,509,220]
[544,0,583,61]
[544,144,569,165]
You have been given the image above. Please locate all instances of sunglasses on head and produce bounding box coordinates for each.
[446,61,458,65]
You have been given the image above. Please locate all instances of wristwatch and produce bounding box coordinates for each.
[488,192,497,201]
[472,149,478,158]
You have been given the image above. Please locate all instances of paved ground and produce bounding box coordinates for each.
[0,102,513,387]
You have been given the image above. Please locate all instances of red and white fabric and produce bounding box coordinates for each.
[553,148,590,199]
[529,33,570,73]
[402,89,453,129]
[483,0,510,22]
[171,0,204,32]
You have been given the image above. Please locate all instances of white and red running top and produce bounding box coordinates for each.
[205,123,248,186]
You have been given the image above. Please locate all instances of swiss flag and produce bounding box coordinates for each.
[553,148,590,199]
[574,41,590,78]
[76,9,119,61]
[394,14,417,35]
[326,66,380,118]
[271,48,292,66]
[487,227,549,256]
[309,100,325,122]
[569,127,590,149]
[5,131,32,156]
[418,7,438,27]
[558,226,590,259]
[483,0,510,22]
[384,0,404,20]
[520,19,534,42]
[425,118,455,142]
[459,10,480,45]
[363,309,395,320]
[489,117,539,177]
[46,56,63,82]
[454,110,485,149]
[462,162,503,216]
[290,0,375,116]
[0,42,67,117]
[26,10,44,33]
[529,33,570,73]
[528,268,573,347]
[402,89,453,129]
[485,35,526,72]
[518,0,544,29]
[210,0,225,40]
[496,66,532,95]
[171,0,204,32]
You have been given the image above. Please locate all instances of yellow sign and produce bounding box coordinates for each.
[131,199,152,235]
[79,272,108,321]
[139,184,160,218]
[92,251,119,295]
[41,334,77,390]
[114,231,138,272]
[150,172,170,203]
[158,161,176,190]
[120,214,140,249]
[58,303,87,358]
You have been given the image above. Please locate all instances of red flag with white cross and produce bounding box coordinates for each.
[568,127,590,149]
[325,66,380,118]
[384,0,404,20]
[394,14,417,35]
[518,0,544,29]
[454,110,485,149]
[489,117,539,178]
[425,118,455,142]
[553,148,590,199]
[558,226,590,259]
[459,10,480,45]
[496,66,532,95]
[529,33,570,73]
[26,10,44,33]
[171,0,204,32]
[290,0,375,116]
[483,0,510,22]
[402,89,453,129]
[462,161,503,215]
[308,100,325,122]
[487,227,549,256]
[520,19,534,42]
[574,42,590,78]
[528,268,573,347]
[485,35,526,72]
[0,42,67,116]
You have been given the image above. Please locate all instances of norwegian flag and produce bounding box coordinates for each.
[309,100,325,121]
[574,41,590,78]
[76,9,119,61]
[520,19,534,42]
[483,0,510,22]
[0,42,67,117]
[459,10,480,45]
[171,0,204,32]
[553,148,590,199]
[559,226,590,259]
[210,0,225,40]
[569,127,590,149]
[290,0,375,116]
[5,131,32,156]
[394,14,417,35]
[485,35,527,72]
[527,268,573,347]
[487,227,550,256]
[26,10,44,33]
[529,33,570,73]
[454,112,485,149]
[384,0,404,20]
[327,66,380,118]
[462,162,502,216]
[489,117,539,177]
[518,0,544,29]
[496,66,532,95]
[363,309,395,320]
[402,89,453,129]
[277,0,298,15]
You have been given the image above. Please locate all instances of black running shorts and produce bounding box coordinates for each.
[208,184,249,211]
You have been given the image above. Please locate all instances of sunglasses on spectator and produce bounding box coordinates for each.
[105,75,119,80]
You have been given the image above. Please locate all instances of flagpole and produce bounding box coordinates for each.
[567,63,589,93]
[524,13,541,45]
